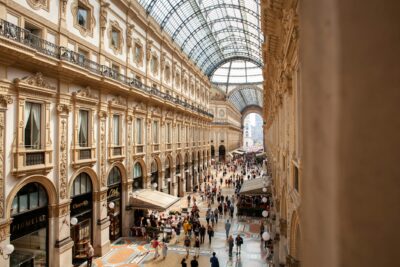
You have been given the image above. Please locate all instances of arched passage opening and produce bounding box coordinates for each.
[70,172,93,266]
[242,112,264,151]
[219,145,226,162]
[176,154,182,197]
[211,145,215,159]
[107,166,122,241]
[10,182,49,267]
[165,156,172,195]
[150,159,159,190]
[184,153,190,192]
[133,162,144,190]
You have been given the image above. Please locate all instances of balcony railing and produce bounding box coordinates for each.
[79,149,91,160]
[26,151,45,166]
[113,147,122,156]
[0,19,214,119]
[136,145,144,154]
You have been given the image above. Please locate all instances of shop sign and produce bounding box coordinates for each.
[70,193,92,216]
[107,186,120,200]
[11,207,47,240]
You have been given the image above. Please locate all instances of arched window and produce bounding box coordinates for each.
[133,162,143,190]
[11,182,48,215]
[71,172,92,197]
[133,162,142,178]
[108,167,121,186]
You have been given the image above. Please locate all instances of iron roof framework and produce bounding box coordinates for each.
[228,85,263,112]
[138,0,263,77]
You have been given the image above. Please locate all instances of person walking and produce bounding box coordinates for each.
[86,243,94,267]
[207,225,214,244]
[187,194,191,207]
[161,241,168,259]
[181,258,187,267]
[206,210,210,225]
[190,256,199,267]
[225,219,231,239]
[228,235,234,257]
[184,235,191,258]
[194,236,200,257]
[214,208,219,223]
[200,224,206,244]
[260,222,265,240]
[210,252,220,267]
[151,238,160,259]
[235,234,243,254]
[210,211,215,227]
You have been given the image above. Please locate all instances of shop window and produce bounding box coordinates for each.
[72,172,92,196]
[108,166,121,186]
[294,166,299,192]
[11,183,47,215]
[133,162,143,190]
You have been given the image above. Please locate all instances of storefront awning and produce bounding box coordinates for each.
[130,189,180,211]
[239,177,271,195]
[232,150,245,155]
[256,152,266,157]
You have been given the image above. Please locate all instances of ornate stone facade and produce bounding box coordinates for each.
[261,0,301,265]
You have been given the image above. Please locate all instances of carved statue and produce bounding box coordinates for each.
[100,1,110,30]
[127,23,135,48]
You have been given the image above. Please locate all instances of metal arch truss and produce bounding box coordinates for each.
[137,0,263,77]
[227,84,264,112]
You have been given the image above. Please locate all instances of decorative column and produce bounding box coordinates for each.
[0,95,12,267]
[94,110,110,255]
[54,103,74,267]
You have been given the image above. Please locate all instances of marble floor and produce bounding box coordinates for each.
[93,167,270,267]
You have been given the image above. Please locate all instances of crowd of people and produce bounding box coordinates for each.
[139,153,270,267]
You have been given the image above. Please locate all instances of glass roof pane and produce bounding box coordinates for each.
[138,0,263,76]
[211,59,263,85]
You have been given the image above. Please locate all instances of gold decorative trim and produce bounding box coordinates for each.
[108,20,124,55]
[71,0,96,38]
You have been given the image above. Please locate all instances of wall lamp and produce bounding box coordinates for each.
[0,244,14,259]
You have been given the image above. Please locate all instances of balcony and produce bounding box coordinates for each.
[26,151,45,166]
[79,149,91,160]
[136,145,144,154]
[0,19,214,119]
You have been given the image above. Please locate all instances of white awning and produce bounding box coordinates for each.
[239,177,271,195]
[232,150,245,155]
[256,152,266,157]
[130,189,180,211]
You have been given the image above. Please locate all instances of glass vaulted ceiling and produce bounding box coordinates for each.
[138,0,263,77]
[211,60,263,85]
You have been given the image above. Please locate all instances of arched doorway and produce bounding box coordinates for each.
[107,167,122,241]
[176,155,182,197]
[133,162,144,190]
[184,153,190,192]
[219,145,226,162]
[242,112,264,151]
[70,172,93,266]
[10,182,49,267]
[165,157,172,195]
[211,145,215,159]
[151,159,159,190]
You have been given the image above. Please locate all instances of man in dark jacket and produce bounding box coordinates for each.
[209,252,220,267]
[190,256,199,267]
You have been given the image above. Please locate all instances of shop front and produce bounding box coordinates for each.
[107,167,122,241]
[150,160,159,190]
[176,156,182,197]
[133,162,143,190]
[10,182,49,267]
[184,154,189,192]
[70,172,93,266]
[164,158,171,194]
